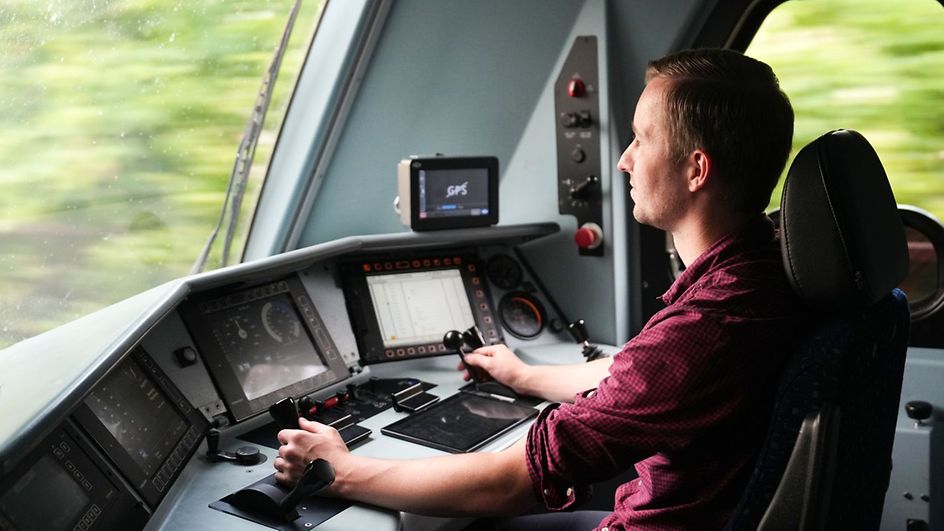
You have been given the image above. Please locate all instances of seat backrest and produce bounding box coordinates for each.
[726,130,910,531]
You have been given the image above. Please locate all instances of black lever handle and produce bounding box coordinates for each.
[269,397,300,429]
[461,326,485,350]
[278,459,336,515]
[567,319,606,362]
[567,319,589,344]
[206,428,221,455]
[443,329,464,351]
[206,428,263,466]
[444,328,491,383]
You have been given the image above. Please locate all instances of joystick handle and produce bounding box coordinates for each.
[443,329,464,351]
[461,326,485,350]
[443,329,491,383]
[278,459,335,514]
[269,397,300,429]
[567,319,590,344]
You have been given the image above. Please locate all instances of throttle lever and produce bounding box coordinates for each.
[444,328,491,383]
[278,459,335,516]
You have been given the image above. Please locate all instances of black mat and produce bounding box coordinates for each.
[210,473,350,530]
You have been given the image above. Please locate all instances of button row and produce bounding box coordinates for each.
[362,256,466,273]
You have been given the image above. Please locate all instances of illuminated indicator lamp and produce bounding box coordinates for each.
[574,222,603,250]
[567,78,586,98]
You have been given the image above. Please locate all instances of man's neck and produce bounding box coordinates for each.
[671,211,750,267]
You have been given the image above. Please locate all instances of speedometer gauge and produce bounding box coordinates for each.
[261,300,302,344]
[498,292,545,339]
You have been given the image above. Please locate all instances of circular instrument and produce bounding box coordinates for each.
[498,292,545,339]
[261,300,302,344]
[486,254,523,290]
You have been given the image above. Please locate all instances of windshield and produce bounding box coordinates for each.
[0,0,326,348]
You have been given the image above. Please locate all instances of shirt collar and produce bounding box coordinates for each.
[661,214,777,305]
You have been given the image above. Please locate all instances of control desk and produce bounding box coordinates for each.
[0,223,620,531]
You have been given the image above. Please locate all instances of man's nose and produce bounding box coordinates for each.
[617,146,633,174]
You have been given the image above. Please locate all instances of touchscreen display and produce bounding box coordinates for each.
[366,268,475,348]
[182,276,349,422]
[0,454,88,531]
[381,393,537,453]
[204,292,328,400]
[419,167,490,220]
[84,357,188,477]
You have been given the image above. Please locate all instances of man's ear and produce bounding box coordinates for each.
[687,149,712,192]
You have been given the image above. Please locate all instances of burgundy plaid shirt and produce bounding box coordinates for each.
[526,215,808,530]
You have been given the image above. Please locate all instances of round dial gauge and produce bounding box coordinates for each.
[218,314,255,348]
[261,300,302,344]
[486,254,523,290]
[498,292,545,339]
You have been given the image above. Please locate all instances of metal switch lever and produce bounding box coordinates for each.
[205,428,263,466]
[567,319,606,362]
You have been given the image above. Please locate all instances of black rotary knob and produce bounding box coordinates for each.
[906,400,933,421]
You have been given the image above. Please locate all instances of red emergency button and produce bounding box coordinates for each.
[574,222,603,250]
[567,78,586,98]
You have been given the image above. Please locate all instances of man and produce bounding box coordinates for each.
[275,48,806,530]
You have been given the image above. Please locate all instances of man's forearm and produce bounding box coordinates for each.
[331,437,535,516]
[517,357,613,403]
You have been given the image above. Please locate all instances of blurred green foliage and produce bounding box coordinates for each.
[0,0,323,347]
[747,0,944,215]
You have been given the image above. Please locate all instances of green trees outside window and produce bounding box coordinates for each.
[0,1,325,347]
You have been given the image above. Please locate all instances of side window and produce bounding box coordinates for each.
[747,0,944,218]
[0,1,327,347]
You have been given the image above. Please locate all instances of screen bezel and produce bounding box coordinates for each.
[342,253,502,365]
[0,424,148,531]
[71,347,208,509]
[181,275,349,422]
[409,156,499,231]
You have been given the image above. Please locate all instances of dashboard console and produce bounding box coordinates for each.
[0,224,565,531]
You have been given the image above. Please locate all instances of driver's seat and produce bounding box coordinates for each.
[725,129,910,530]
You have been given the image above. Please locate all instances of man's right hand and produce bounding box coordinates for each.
[457,344,616,404]
[457,344,529,395]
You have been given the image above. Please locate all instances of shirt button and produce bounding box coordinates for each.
[566,487,574,497]
[543,489,550,496]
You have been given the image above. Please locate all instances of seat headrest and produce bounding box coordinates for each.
[780,129,909,313]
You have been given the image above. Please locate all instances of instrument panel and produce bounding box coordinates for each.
[0,237,564,531]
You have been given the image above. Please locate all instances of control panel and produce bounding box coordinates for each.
[555,36,604,256]
[0,230,567,531]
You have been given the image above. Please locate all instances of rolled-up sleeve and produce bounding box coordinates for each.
[525,402,589,510]
[524,307,739,511]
